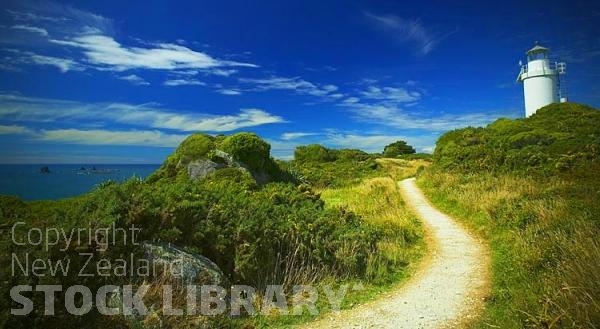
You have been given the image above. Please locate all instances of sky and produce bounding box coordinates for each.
[0,0,598,164]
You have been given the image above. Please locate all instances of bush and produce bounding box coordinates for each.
[294,144,337,163]
[433,103,600,175]
[383,140,416,157]
[219,132,271,172]
[291,145,382,188]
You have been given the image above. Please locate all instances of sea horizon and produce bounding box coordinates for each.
[0,164,161,201]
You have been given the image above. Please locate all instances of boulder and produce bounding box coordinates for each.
[187,159,225,180]
[142,241,226,286]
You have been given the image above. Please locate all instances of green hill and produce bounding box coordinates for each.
[419,102,600,328]
[0,132,422,329]
[434,102,600,174]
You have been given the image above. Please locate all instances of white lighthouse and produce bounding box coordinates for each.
[517,43,567,117]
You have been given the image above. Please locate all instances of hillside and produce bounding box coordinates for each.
[0,132,424,329]
[418,102,600,328]
[434,102,600,175]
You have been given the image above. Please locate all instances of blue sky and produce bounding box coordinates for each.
[0,0,598,163]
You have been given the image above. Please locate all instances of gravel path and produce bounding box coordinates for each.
[301,178,490,329]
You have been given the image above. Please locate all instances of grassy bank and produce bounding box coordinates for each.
[251,159,427,327]
[416,103,600,328]
[418,171,600,328]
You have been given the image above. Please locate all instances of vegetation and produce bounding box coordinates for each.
[252,173,426,327]
[383,140,416,157]
[1,133,425,328]
[433,102,600,175]
[419,102,600,328]
[289,145,382,188]
[318,177,425,285]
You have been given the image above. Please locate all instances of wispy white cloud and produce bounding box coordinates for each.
[360,86,420,103]
[50,34,258,72]
[37,128,186,147]
[268,130,437,159]
[217,89,242,96]
[7,4,112,34]
[334,81,513,132]
[342,101,515,131]
[163,78,205,87]
[4,4,257,86]
[324,131,437,153]
[29,53,82,72]
[365,12,447,55]
[0,93,286,132]
[0,124,32,135]
[280,132,319,140]
[306,65,338,72]
[239,76,341,100]
[118,74,149,86]
[3,49,84,72]
[6,9,69,23]
[325,133,410,152]
[208,68,238,76]
[11,24,48,36]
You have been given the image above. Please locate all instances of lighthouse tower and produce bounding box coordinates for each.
[517,43,566,117]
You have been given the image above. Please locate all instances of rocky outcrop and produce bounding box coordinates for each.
[187,159,225,180]
[213,149,270,184]
[142,241,226,286]
[148,132,279,184]
[104,242,225,327]
[185,150,271,184]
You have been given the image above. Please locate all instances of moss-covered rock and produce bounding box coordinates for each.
[219,132,271,172]
[147,133,215,182]
[147,132,280,184]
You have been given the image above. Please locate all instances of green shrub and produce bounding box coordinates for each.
[433,103,600,174]
[383,140,416,157]
[294,144,337,163]
[219,132,271,172]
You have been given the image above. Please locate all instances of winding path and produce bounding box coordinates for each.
[302,178,490,328]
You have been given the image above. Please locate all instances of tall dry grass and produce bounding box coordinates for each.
[320,177,424,284]
[418,170,600,328]
[376,158,430,182]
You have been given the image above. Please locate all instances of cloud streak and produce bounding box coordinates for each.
[0,124,32,135]
[0,93,286,133]
[50,34,258,72]
[239,76,342,100]
[11,24,49,36]
[365,12,445,55]
[280,132,319,140]
[343,101,515,131]
[37,128,186,147]
[360,85,420,103]
[118,74,149,85]
[2,49,84,72]
[163,78,205,87]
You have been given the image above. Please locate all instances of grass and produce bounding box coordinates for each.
[319,177,425,284]
[249,160,427,328]
[417,169,600,328]
[375,157,430,182]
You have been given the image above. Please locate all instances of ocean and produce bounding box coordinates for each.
[0,164,160,201]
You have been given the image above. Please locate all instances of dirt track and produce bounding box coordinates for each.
[301,178,490,329]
